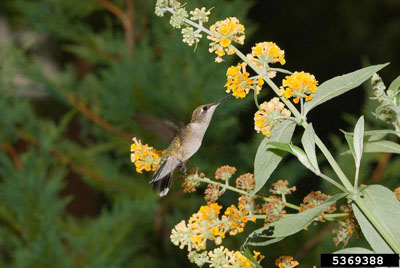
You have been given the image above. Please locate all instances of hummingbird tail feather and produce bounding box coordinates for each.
[151,172,173,197]
[150,157,179,197]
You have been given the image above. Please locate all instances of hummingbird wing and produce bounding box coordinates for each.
[135,114,185,144]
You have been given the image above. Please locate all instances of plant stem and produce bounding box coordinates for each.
[319,173,348,192]
[197,177,301,210]
[235,47,354,192]
[253,87,260,109]
[354,164,360,189]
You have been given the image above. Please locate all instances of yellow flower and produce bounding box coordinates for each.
[130,137,164,173]
[254,97,291,137]
[208,17,245,62]
[275,256,299,268]
[208,246,264,268]
[279,71,318,104]
[247,42,286,77]
[225,63,263,98]
[394,186,400,200]
[222,204,255,235]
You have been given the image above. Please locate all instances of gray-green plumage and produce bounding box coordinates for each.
[150,94,232,196]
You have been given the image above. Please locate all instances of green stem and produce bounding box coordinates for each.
[354,164,360,189]
[253,87,260,109]
[323,212,349,219]
[235,47,354,192]
[319,173,348,193]
[197,177,300,210]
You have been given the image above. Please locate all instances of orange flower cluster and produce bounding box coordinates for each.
[130,137,164,173]
[275,256,300,268]
[279,71,318,104]
[225,63,264,98]
[208,17,245,62]
[254,98,291,137]
[247,41,286,78]
[170,202,255,252]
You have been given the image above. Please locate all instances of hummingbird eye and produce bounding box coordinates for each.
[202,106,208,111]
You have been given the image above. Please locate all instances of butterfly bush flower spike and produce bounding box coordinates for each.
[208,17,245,63]
[279,71,318,104]
[254,97,291,137]
[225,63,264,98]
[275,256,300,268]
[130,137,164,173]
[247,41,286,78]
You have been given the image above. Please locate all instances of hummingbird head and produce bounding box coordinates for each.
[190,93,232,124]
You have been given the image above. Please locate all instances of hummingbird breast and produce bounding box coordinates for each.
[175,122,208,161]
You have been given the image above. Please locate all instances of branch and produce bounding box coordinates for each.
[67,93,133,140]
[1,143,22,169]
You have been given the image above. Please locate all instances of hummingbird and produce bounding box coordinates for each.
[149,94,232,196]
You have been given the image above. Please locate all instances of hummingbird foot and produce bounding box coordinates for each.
[179,160,188,175]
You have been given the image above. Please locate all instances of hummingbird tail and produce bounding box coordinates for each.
[150,157,180,197]
[151,172,173,197]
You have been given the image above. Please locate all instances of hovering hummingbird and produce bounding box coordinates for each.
[149,94,232,196]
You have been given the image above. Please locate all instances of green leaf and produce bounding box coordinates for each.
[245,237,285,247]
[301,124,320,174]
[253,120,296,194]
[388,75,400,93]
[334,247,374,254]
[353,116,365,167]
[243,247,263,268]
[364,140,400,154]
[343,133,356,159]
[244,193,346,246]
[352,204,394,254]
[304,63,389,115]
[267,142,294,155]
[289,144,313,171]
[341,129,400,141]
[354,185,400,253]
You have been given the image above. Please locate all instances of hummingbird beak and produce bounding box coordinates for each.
[211,93,233,106]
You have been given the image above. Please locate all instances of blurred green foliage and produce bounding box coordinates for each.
[0,0,257,267]
[0,0,399,267]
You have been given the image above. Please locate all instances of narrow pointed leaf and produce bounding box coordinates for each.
[353,116,365,166]
[245,237,285,247]
[253,121,296,194]
[245,193,346,246]
[267,142,294,155]
[354,185,400,253]
[388,75,400,93]
[289,144,313,170]
[352,204,394,254]
[304,63,389,115]
[301,124,320,173]
[343,134,356,159]
[243,247,263,268]
[341,129,400,141]
[334,247,374,254]
[364,140,400,154]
